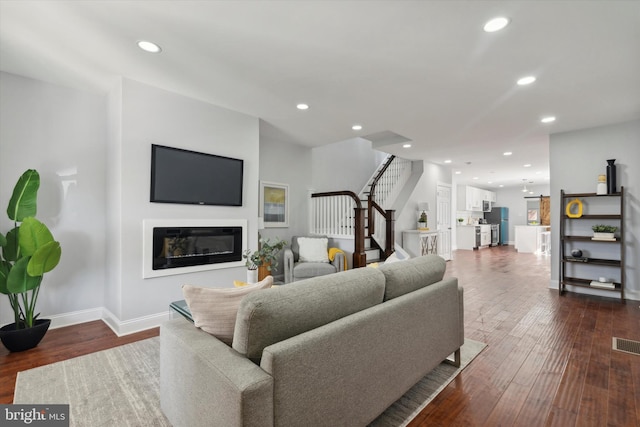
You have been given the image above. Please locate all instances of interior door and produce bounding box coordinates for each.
[437,184,452,261]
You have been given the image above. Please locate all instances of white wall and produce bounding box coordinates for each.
[550,119,639,301]
[106,78,260,332]
[396,161,451,244]
[0,72,107,327]
[258,130,313,278]
[312,137,387,194]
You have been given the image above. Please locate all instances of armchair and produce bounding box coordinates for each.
[284,236,346,283]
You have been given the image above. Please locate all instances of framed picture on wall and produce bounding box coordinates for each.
[260,181,289,227]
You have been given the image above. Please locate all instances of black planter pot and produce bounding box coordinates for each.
[0,319,51,352]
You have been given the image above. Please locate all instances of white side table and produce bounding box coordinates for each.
[402,230,439,257]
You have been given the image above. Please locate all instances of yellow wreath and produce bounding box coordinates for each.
[565,198,583,218]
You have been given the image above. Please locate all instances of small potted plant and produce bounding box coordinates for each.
[243,237,287,281]
[591,224,618,240]
[417,211,428,230]
[0,169,62,352]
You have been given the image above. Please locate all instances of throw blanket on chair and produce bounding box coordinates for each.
[328,248,347,270]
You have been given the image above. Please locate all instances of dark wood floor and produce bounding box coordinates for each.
[1,246,638,426]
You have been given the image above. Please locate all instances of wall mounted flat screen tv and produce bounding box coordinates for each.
[150,144,243,206]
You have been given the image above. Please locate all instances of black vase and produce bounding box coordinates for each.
[606,159,617,194]
[0,319,51,352]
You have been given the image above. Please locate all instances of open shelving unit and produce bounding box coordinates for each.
[559,187,625,301]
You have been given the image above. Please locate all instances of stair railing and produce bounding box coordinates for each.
[310,191,367,268]
[367,156,410,258]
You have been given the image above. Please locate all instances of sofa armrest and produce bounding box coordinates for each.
[160,318,273,427]
[330,251,346,271]
[284,248,294,283]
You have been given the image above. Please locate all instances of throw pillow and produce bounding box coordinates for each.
[182,276,273,345]
[298,237,329,262]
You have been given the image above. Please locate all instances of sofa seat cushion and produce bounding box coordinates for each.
[379,254,446,301]
[232,267,385,361]
[293,261,336,279]
[182,276,273,345]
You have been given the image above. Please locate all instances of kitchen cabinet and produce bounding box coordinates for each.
[456,225,490,250]
[457,185,496,211]
[559,188,625,301]
[456,226,477,250]
[480,225,491,247]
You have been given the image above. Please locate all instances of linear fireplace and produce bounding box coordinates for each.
[143,219,247,278]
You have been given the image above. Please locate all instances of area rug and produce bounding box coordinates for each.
[14,337,485,427]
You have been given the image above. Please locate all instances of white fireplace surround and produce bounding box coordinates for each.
[143,219,247,278]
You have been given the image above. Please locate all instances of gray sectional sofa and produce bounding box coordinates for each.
[160,254,464,427]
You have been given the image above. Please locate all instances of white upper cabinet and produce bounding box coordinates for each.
[457,185,496,211]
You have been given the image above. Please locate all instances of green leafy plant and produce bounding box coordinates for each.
[591,224,618,233]
[0,170,62,329]
[242,237,287,272]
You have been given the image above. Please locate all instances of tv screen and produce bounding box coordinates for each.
[150,144,243,206]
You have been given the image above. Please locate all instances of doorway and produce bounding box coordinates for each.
[437,183,452,261]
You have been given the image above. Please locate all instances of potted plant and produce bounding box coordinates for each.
[0,169,62,352]
[591,224,618,240]
[417,211,428,230]
[243,237,287,281]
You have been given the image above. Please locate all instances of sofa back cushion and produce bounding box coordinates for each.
[233,267,385,360]
[378,254,446,301]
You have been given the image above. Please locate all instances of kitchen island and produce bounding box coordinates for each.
[515,225,551,254]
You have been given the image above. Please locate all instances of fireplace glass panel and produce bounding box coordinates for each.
[152,226,242,270]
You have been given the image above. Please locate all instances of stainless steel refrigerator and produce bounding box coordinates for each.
[484,207,509,245]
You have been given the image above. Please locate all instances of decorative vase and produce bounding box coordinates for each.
[596,174,607,195]
[247,269,258,284]
[258,263,271,281]
[606,159,616,194]
[0,319,51,352]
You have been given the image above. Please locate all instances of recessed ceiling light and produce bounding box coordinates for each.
[524,164,532,167]
[444,159,452,164]
[541,116,556,123]
[488,181,493,184]
[455,171,462,175]
[529,191,534,194]
[472,177,479,180]
[483,17,510,33]
[137,40,162,53]
[352,124,363,131]
[402,143,412,148]
[517,76,536,86]
[499,184,504,187]
[296,103,309,110]
[503,151,513,156]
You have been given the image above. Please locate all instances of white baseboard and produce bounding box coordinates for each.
[47,307,104,329]
[102,307,171,337]
[37,307,171,336]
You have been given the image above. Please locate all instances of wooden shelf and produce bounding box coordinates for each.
[562,192,623,198]
[562,235,620,242]
[559,187,625,301]
[562,214,621,220]
[562,277,621,291]
[562,257,621,267]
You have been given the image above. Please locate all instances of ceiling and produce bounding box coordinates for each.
[1,1,639,188]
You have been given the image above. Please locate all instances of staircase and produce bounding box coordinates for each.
[309,155,412,267]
